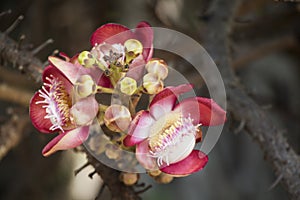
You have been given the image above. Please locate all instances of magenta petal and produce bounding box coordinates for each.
[29,92,54,133]
[90,23,133,46]
[48,56,86,85]
[149,84,193,119]
[160,150,208,176]
[134,21,153,61]
[174,97,226,126]
[42,126,89,156]
[136,140,157,170]
[123,110,154,147]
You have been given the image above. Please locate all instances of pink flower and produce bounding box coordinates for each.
[29,56,101,156]
[90,21,153,62]
[89,22,153,81]
[123,84,226,176]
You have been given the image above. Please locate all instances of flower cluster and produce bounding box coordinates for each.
[29,22,226,178]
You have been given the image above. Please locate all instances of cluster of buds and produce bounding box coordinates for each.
[29,22,226,183]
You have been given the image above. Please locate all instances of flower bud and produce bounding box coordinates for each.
[124,39,143,63]
[148,170,162,177]
[145,58,168,80]
[120,172,139,186]
[74,75,97,98]
[78,51,96,68]
[154,173,174,184]
[118,77,137,95]
[143,73,164,94]
[104,105,131,132]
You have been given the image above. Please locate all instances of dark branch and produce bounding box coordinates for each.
[84,148,141,200]
[201,0,300,199]
[0,32,43,82]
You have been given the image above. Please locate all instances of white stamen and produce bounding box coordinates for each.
[35,75,67,132]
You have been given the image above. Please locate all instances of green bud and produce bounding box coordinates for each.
[119,77,137,95]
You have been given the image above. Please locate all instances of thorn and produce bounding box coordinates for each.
[5,15,24,34]
[31,38,54,55]
[234,119,246,134]
[17,34,26,49]
[88,170,97,179]
[95,183,106,200]
[52,49,60,56]
[74,162,90,176]
[268,174,283,191]
[0,9,12,18]
[136,184,152,194]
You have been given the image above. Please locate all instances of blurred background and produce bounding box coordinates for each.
[0,0,299,199]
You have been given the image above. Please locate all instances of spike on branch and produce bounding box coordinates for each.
[31,38,54,55]
[5,15,24,35]
[0,9,12,18]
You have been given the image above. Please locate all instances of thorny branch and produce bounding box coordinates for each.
[201,0,300,199]
[0,30,43,82]
[84,148,142,200]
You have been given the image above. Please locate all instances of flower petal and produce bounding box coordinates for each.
[126,58,146,82]
[90,23,133,46]
[48,56,84,85]
[49,56,109,87]
[149,84,193,119]
[29,92,55,133]
[42,126,89,156]
[163,134,196,165]
[174,97,226,126]
[42,64,73,93]
[136,140,157,170]
[134,21,153,61]
[123,110,154,147]
[160,150,208,176]
[70,96,99,126]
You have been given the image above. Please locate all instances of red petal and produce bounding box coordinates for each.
[134,21,153,61]
[136,140,157,170]
[160,150,208,176]
[42,126,89,156]
[90,23,133,46]
[29,92,54,133]
[149,84,193,119]
[48,56,87,85]
[174,97,226,126]
[123,110,154,147]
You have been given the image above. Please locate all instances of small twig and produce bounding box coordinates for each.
[5,15,24,34]
[88,170,97,179]
[74,162,90,176]
[17,34,26,49]
[0,9,12,18]
[31,38,54,55]
[268,173,283,191]
[135,185,152,195]
[233,119,246,134]
[95,183,106,200]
